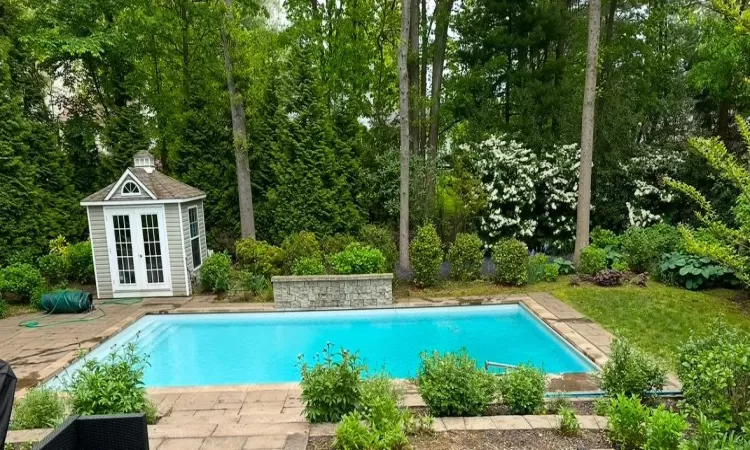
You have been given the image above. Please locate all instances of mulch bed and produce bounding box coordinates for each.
[309,430,610,450]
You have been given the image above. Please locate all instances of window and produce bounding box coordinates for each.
[121,180,140,196]
[189,207,201,268]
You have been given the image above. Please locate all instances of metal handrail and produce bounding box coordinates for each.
[484,361,518,372]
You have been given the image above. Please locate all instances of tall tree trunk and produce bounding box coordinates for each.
[426,0,454,206]
[399,0,411,273]
[221,0,256,239]
[408,0,419,155]
[419,0,428,154]
[573,0,601,264]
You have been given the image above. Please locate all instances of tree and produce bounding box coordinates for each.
[573,0,601,264]
[221,0,256,238]
[398,0,411,273]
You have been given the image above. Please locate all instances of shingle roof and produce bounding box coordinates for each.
[81,168,205,203]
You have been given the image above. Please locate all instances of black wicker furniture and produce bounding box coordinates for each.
[34,413,149,450]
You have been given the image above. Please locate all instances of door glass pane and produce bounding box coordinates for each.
[141,214,165,284]
[113,215,136,285]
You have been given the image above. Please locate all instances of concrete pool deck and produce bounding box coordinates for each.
[0,292,680,449]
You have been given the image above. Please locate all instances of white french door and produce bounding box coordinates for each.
[105,207,171,293]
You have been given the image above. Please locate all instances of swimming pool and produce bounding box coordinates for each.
[50,304,597,388]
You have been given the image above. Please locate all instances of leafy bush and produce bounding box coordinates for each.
[605,394,648,450]
[199,252,232,293]
[10,388,65,430]
[67,241,94,284]
[543,263,559,282]
[447,233,483,281]
[579,246,607,275]
[410,224,443,287]
[0,264,44,305]
[612,260,630,272]
[593,269,625,286]
[7,248,40,266]
[644,406,687,450]
[553,257,575,275]
[38,253,69,285]
[281,231,322,274]
[299,343,364,423]
[492,239,528,285]
[416,350,496,417]
[591,227,621,249]
[620,224,682,274]
[679,413,749,450]
[558,406,580,436]
[68,342,156,424]
[498,365,546,415]
[333,375,411,450]
[527,254,548,283]
[599,339,666,398]
[677,321,750,429]
[321,234,356,256]
[292,257,326,275]
[234,238,284,278]
[329,243,386,275]
[546,393,572,414]
[358,225,397,272]
[231,270,272,301]
[659,252,736,290]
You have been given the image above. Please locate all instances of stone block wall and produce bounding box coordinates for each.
[271,274,394,309]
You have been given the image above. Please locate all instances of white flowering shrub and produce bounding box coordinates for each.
[621,145,684,227]
[468,135,580,249]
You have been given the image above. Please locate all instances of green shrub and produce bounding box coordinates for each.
[553,257,575,275]
[612,260,629,272]
[527,254,548,283]
[68,342,156,424]
[199,252,232,293]
[677,320,750,429]
[231,270,271,301]
[492,239,528,285]
[543,263,559,282]
[579,246,607,275]
[605,394,648,450]
[546,393,572,414]
[10,388,65,430]
[644,406,687,450]
[0,264,44,305]
[599,339,666,398]
[558,406,580,437]
[0,298,7,319]
[67,241,94,284]
[659,252,736,290]
[447,233,483,281]
[620,224,682,274]
[321,234,356,256]
[7,248,40,266]
[282,231,321,274]
[329,243,386,275]
[679,413,748,450]
[416,350,496,417]
[410,224,443,287]
[359,225,397,272]
[234,238,284,278]
[591,227,621,249]
[292,257,326,275]
[299,344,364,423]
[38,253,69,285]
[498,365,546,415]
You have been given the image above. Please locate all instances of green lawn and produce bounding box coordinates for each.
[399,277,750,366]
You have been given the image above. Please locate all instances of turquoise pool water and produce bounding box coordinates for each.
[50,305,596,387]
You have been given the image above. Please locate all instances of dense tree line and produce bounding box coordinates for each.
[1,0,749,265]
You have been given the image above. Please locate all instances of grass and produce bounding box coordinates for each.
[399,276,750,366]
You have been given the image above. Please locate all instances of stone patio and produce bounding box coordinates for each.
[0,292,662,449]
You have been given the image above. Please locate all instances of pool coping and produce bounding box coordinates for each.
[33,293,613,397]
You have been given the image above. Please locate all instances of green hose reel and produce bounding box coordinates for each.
[40,290,93,314]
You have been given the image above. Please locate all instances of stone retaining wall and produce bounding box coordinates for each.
[271,274,393,309]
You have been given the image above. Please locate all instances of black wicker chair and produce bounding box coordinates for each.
[34,413,149,450]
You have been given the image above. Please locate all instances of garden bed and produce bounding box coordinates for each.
[308,430,610,450]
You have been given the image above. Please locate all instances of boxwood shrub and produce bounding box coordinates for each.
[447,233,483,281]
[410,224,443,287]
[498,365,546,414]
[329,243,386,275]
[492,239,528,285]
[200,252,232,293]
[579,246,607,275]
[0,263,44,305]
[359,225,398,272]
[281,231,321,274]
[235,238,284,278]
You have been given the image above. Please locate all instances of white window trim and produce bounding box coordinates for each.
[120,180,141,196]
[104,170,157,201]
[188,206,202,270]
